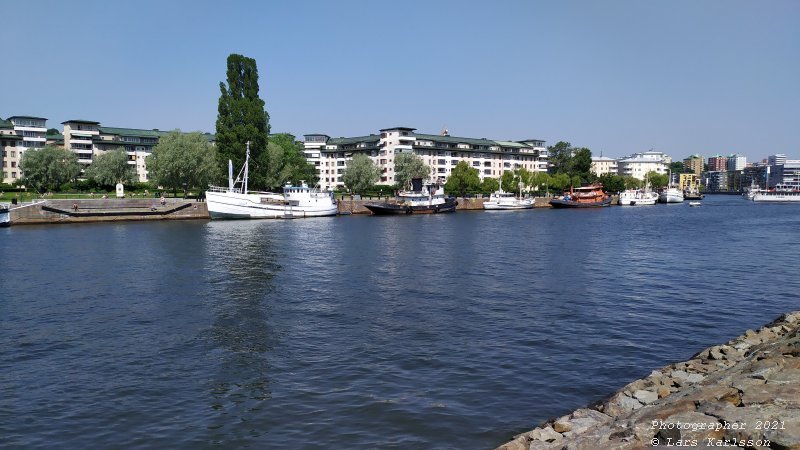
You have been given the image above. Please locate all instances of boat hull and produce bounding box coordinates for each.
[549,197,612,208]
[483,200,533,210]
[658,191,685,203]
[0,209,9,227]
[365,198,458,215]
[752,192,800,202]
[206,191,338,219]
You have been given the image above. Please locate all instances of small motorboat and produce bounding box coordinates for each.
[688,201,702,207]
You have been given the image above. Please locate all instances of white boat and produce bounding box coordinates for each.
[483,189,533,210]
[752,185,800,203]
[688,201,702,207]
[618,189,658,206]
[0,203,9,227]
[206,142,338,219]
[658,187,684,203]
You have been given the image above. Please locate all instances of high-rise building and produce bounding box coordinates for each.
[726,154,746,171]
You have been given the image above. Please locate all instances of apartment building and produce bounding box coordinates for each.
[304,127,549,190]
[727,154,747,171]
[707,154,727,172]
[683,154,703,176]
[590,156,618,176]
[62,120,215,182]
[1,116,48,184]
[616,151,669,180]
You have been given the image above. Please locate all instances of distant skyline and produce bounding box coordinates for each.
[2,0,798,162]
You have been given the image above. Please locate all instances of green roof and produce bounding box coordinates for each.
[0,133,22,140]
[99,126,170,138]
[62,119,100,124]
[414,133,498,147]
[47,133,64,141]
[327,135,380,145]
[494,140,528,149]
[8,115,47,120]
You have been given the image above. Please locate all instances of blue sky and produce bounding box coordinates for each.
[2,0,798,161]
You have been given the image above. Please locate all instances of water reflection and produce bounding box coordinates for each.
[201,220,283,430]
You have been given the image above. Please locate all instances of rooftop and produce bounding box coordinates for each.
[62,119,101,125]
[8,115,47,120]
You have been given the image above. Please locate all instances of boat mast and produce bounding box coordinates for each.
[244,141,250,194]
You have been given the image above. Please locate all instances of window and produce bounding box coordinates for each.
[472,161,480,167]
[11,162,16,167]
[438,159,446,165]
[11,172,16,178]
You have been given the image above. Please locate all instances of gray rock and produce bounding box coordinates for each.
[633,389,658,405]
[685,373,705,384]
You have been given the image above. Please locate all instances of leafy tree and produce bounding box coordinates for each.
[500,170,521,193]
[598,173,626,193]
[624,176,643,189]
[529,172,551,196]
[480,177,499,195]
[547,141,573,175]
[19,145,81,192]
[550,173,572,192]
[573,148,593,181]
[342,153,380,194]
[85,148,135,186]
[669,161,685,174]
[259,133,319,189]
[646,171,668,189]
[147,131,221,197]
[444,161,480,197]
[394,152,430,189]
[215,54,271,189]
[46,128,60,136]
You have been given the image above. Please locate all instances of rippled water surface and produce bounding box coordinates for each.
[2,195,799,449]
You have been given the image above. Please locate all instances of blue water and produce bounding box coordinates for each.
[1,195,798,449]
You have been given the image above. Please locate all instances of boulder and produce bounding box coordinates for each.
[632,389,658,405]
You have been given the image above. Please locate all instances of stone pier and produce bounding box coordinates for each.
[9,198,209,225]
[497,311,800,450]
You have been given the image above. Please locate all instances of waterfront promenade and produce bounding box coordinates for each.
[497,312,800,450]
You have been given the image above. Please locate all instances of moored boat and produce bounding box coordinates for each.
[483,189,533,210]
[0,203,9,227]
[206,142,338,219]
[549,185,612,208]
[618,189,658,206]
[752,185,800,203]
[364,178,457,215]
[658,187,685,203]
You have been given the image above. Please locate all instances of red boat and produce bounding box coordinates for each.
[549,184,612,208]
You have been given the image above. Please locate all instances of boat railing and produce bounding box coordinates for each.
[208,185,242,194]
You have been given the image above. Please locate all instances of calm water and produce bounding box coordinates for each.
[1,195,799,449]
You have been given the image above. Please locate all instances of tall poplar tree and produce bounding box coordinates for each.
[215,54,271,189]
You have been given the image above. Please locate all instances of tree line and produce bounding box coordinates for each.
[16,54,317,195]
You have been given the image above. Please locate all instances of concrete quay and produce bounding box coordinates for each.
[337,196,553,215]
[9,198,209,225]
[497,311,800,450]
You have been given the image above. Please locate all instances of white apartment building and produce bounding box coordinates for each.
[63,120,215,182]
[304,127,549,190]
[1,116,48,184]
[727,154,746,171]
[591,156,618,176]
[616,150,670,180]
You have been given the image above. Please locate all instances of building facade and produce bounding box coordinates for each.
[683,154,704,176]
[616,151,669,180]
[62,120,215,182]
[303,127,549,190]
[727,154,746,171]
[707,154,727,172]
[1,116,48,184]
[591,156,618,176]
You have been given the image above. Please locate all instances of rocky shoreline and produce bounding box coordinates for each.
[497,311,800,450]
